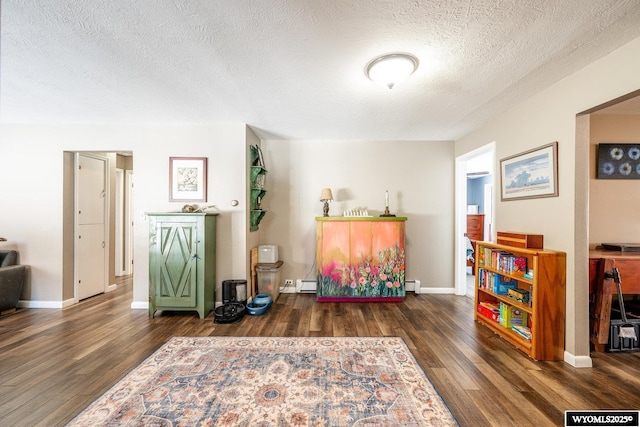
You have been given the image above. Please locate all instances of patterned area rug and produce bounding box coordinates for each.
[68,336,458,426]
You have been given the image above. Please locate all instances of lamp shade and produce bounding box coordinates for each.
[365,53,419,89]
[319,188,334,201]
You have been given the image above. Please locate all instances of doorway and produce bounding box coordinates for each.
[65,151,134,304]
[454,143,495,297]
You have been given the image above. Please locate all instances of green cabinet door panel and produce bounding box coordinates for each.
[155,220,197,307]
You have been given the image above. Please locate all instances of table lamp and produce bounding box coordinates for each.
[319,188,334,217]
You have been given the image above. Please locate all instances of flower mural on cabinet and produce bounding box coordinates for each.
[316,218,407,302]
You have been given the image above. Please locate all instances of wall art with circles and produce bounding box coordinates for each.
[597,143,640,179]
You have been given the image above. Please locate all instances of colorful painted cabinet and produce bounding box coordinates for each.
[316,217,407,302]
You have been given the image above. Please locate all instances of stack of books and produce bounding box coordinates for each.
[478,269,517,294]
[512,325,532,340]
[477,302,500,322]
[478,248,528,274]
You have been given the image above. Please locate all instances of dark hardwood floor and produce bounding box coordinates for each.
[1,276,639,426]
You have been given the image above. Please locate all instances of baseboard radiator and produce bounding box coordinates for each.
[296,279,317,293]
[295,279,421,293]
[405,280,421,293]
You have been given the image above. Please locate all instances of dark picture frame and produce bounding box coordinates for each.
[500,141,558,201]
[169,157,207,202]
[597,143,640,179]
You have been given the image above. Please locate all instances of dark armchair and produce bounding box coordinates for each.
[0,250,26,313]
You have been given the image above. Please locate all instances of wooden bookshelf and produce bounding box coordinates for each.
[474,241,566,361]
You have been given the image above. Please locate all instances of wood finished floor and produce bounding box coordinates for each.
[1,276,639,426]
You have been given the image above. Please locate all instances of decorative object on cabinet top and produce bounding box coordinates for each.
[380,189,396,217]
[147,212,218,216]
[181,204,217,213]
[343,209,372,217]
[319,188,333,217]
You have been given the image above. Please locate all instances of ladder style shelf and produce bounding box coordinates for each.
[249,145,267,232]
[474,241,566,361]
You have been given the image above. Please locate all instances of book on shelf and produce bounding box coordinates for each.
[477,246,527,274]
[512,325,532,340]
[500,302,528,327]
[507,287,530,304]
[478,268,516,294]
[477,302,500,322]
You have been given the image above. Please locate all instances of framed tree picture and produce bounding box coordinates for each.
[500,141,558,201]
[169,157,207,202]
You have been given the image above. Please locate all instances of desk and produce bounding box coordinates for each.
[589,250,640,351]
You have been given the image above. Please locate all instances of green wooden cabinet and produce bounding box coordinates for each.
[148,212,217,319]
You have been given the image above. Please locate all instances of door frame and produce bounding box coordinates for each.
[114,168,134,276]
[115,168,125,276]
[74,152,110,302]
[124,169,134,275]
[454,142,495,296]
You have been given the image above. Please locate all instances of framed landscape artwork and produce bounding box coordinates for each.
[169,157,207,202]
[500,141,558,201]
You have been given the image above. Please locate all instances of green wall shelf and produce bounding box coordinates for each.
[249,145,268,231]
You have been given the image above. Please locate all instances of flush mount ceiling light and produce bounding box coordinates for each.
[365,53,419,89]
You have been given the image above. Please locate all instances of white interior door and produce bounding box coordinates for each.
[77,154,107,300]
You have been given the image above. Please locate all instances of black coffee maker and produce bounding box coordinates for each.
[222,280,247,306]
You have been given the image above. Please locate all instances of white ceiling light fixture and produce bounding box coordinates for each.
[365,53,419,89]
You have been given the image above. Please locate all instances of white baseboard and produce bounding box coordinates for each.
[107,284,118,292]
[280,286,297,294]
[564,351,593,368]
[419,287,456,294]
[62,298,77,308]
[17,299,69,309]
[131,301,149,310]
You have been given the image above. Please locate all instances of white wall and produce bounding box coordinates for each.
[455,35,640,366]
[260,140,455,291]
[0,123,251,306]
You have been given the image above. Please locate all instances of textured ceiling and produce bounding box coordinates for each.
[2,0,640,141]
